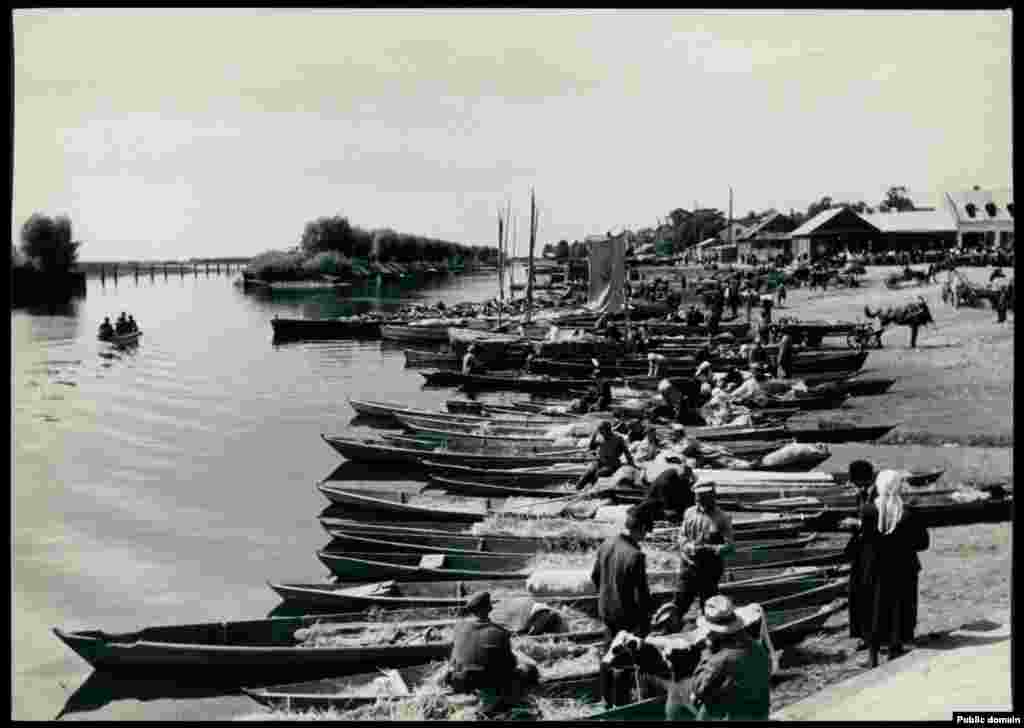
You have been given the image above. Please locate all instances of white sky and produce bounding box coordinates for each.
[12,9,1013,261]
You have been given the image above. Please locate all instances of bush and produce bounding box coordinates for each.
[245,249,306,281]
[301,251,352,277]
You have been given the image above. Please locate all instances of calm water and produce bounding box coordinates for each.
[12,270,511,721]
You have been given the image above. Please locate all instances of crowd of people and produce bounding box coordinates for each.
[97,311,139,339]
[438,459,930,719]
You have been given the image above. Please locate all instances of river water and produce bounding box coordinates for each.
[12,269,513,721]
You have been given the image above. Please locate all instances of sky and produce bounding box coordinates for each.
[12,9,1013,261]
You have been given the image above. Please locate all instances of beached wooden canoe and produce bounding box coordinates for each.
[381,324,460,344]
[322,434,591,468]
[242,592,845,713]
[269,567,850,613]
[316,546,847,583]
[321,531,818,566]
[421,370,596,393]
[271,317,386,340]
[348,398,580,424]
[323,520,819,555]
[52,617,604,681]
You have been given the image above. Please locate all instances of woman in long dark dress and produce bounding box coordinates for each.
[856,469,930,668]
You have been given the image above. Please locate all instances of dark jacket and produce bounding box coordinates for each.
[691,632,772,721]
[856,502,930,645]
[449,617,517,689]
[591,533,653,635]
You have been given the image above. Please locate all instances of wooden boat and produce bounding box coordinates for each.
[319,515,817,549]
[737,490,1013,527]
[322,520,818,554]
[269,566,850,613]
[322,530,817,565]
[243,592,845,713]
[390,425,793,459]
[425,476,643,502]
[316,547,847,583]
[270,316,385,340]
[266,279,352,291]
[321,435,590,468]
[420,370,595,393]
[317,483,491,523]
[52,617,602,681]
[394,412,787,442]
[811,377,896,398]
[348,398,577,425]
[381,324,460,344]
[98,330,142,345]
[786,424,895,443]
[585,600,849,721]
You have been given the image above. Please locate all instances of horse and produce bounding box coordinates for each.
[864,296,935,348]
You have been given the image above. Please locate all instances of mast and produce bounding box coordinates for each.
[497,208,505,328]
[728,186,734,256]
[526,188,537,323]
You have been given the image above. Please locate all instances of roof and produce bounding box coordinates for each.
[790,208,851,237]
[859,209,957,234]
[739,211,796,239]
[943,188,1014,226]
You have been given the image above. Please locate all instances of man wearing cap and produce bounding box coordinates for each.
[448,591,536,708]
[775,331,795,379]
[843,460,876,651]
[462,344,481,375]
[575,420,635,490]
[675,482,735,619]
[591,503,656,707]
[657,378,690,423]
[688,595,772,721]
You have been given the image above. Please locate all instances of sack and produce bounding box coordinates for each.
[760,442,829,469]
[527,569,596,597]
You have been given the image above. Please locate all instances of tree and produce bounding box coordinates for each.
[300,215,354,256]
[840,200,873,214]
[667,208,692,229]
[555,240,570,259]
[20,213,81,272]
[879,186,915,213]
[805,196,834,221]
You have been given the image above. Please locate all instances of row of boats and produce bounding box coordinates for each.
[54,311,1012,719]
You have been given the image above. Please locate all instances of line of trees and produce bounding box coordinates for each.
[247,214,499,281]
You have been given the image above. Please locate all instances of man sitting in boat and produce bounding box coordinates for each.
[127,315,138,333]
[630,423,662,463]
[685,305,705,326]
[447,591,538,713]
[646,456,696,520]
[746,339,769,370]
[575,420,636,490]
[98,317,114,340]
[462,344,481,375]
[115,311,129,334]
[657,378,689,422]
[724,364,769,404]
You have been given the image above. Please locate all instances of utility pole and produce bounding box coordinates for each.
[526,188,537,323]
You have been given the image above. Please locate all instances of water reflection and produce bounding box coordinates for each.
[58,672,241,720]
[322,461,418,482]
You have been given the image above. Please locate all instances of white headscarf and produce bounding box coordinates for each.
[874,469,909,535]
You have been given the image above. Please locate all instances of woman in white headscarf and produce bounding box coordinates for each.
[855,469,930,668]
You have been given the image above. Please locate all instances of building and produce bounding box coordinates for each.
[735,212,798,261]
[789,207,883,261]
[858,209,957,252]
[943,187,1014,249]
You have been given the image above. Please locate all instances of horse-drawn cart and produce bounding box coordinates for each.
[771,319,882,349]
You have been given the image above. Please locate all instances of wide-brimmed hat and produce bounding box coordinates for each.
[465,591,493,614]
[698,595,745,634]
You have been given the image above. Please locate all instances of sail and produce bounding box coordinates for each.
[585,235,626,315]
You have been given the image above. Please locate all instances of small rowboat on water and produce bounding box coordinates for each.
[98,330,142,346]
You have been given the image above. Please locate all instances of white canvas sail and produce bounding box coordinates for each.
[585,235,626,315]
